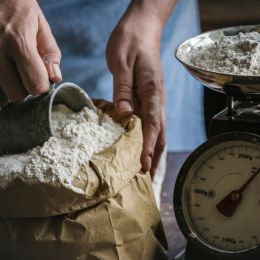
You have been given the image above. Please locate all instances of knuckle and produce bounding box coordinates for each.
[114,84,132,97]
[136,75,162,97]
[48,46,62,59]
[111,53,130,73]
[147,118,161,133]
[6,31,30,56]
[56,48,62,60]
[114,88,132,103]
[4,24,36,57]
[41,49,62,64]
[157,140,166,153]
[40,19,52,34]
[4,27,18,46]
[38,23,62,61]
[117,62,129,74]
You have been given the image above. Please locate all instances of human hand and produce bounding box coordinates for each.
[106,5,165,178]
[0,0,62,107]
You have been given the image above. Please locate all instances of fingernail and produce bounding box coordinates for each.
[52,63,62,81]
[118,100,132,114]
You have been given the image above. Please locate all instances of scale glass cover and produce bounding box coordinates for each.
[174,132,260,260]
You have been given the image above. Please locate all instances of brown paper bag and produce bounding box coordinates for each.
[0,101,167,259]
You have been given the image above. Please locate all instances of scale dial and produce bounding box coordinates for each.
[174,132,260,258]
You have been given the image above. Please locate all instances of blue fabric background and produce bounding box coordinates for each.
[39,0,206,151]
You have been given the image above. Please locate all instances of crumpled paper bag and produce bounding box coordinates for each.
[0,101,142,218]
[0,100,167,259]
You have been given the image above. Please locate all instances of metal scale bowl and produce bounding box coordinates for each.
[176,24,260,138]
[173,25,260,260]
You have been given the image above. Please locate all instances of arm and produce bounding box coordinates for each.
[106,0,176,177]
[0,0,62,106]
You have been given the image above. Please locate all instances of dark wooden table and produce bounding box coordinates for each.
[160,152,191,259]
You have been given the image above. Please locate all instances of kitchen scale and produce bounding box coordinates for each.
[173,25,260,260]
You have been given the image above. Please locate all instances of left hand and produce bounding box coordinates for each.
[0,0,62,106]
[106,5,166,178]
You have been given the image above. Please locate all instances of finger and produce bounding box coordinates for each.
[0,87,8,107]
[13,45,50,96]
[140,112,161,172]
[134,56,163,172]
[150,108,166,178]
[138,82,162,172]
[6,26,51,96]
[0,56,27,102]
[37,14,62,83]
[2,9,51,96]
[112,62,134,115]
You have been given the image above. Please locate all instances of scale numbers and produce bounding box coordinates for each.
[174,133,260,256]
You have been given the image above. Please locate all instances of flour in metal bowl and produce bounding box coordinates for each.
[189,31,260,76]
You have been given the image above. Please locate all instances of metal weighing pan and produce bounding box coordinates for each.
[175,25,260,95]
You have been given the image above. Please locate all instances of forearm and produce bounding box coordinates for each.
[129,0,176,27]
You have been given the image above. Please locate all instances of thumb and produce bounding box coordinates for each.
[113,68,134,115]
[37,14,62,83]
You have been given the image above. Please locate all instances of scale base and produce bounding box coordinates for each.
[179,243,260,260]
[184,243,222,260]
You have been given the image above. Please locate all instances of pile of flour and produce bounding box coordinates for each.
[0,104,124,192]
[189,31,260,75]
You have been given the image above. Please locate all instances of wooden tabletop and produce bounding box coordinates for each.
[160,152,191,259]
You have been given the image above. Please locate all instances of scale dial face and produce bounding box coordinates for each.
[174,133,260,256]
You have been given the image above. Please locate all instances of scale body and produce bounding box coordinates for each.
[174,131,260,260]
[174,25,260,260]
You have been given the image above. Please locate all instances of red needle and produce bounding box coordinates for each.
[216,167,260,217]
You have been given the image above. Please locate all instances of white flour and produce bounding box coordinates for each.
[189,31,260,75]
[0,104,125,192]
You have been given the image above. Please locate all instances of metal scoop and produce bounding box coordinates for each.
[0,82,96,155]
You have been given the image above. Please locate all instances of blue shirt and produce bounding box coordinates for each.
[39,0,206,151]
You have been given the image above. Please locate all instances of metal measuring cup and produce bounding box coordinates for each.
[0,82,96,155]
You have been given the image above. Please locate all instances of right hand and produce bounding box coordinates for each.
[0,0,62,107]
[106,6,166,178]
